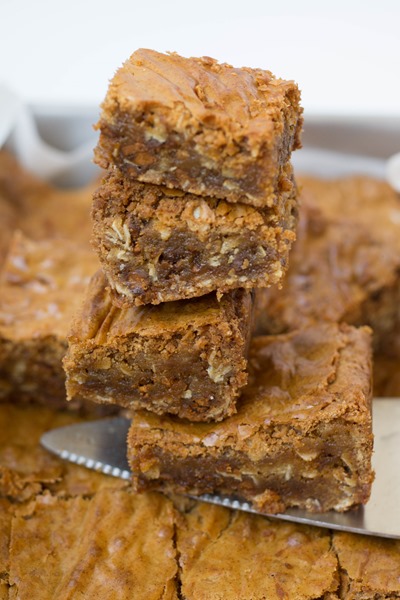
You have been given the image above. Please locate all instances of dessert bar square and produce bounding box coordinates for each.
[94,48,303,207]
[92,164,297,306]
[64,270,253,421]
[254,175,400,352]
[332,531,400,599]
[0,149,95,246]
[128,323,374,513]
[8,490,179,600]
[177,502,339,600]
[0,232,97,406]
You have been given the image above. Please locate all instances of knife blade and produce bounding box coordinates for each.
[41,398,400,539]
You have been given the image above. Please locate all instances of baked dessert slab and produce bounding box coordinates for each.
[128,323,374,513]
[64,270,253,421]
[254,175,400,352]
[8,490,179,600]
[92,164,297,306]
[332,531,400,599]
[177,501,339,600]
[94,48,303,207]
[0,232,98,407]
[0,149,95,248]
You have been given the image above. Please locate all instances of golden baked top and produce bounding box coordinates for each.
[100,48,302,142]
[256,175,400,332]
[0,232,97,340]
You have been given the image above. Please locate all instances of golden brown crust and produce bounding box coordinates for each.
[0,233,98,406]
[178,502,339,600]
[128,323,374,513]
[255,175,400,347]
[0,498,13,588]
[9,490,179,600]
[0,149,95,246]
[0,401,396,598]
[332,531,400,598]
[95,49,302,207]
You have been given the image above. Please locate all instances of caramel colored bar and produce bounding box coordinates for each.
[128,323,374,514]
[0,149,95,247]
[64,270,253,422]
[94,49,302,207]
[8,491,179,600]
[332,531,400,598]
[255,175,400,349]
[177,502,339,600]
[0,233,97,407]
[92,164,297,306]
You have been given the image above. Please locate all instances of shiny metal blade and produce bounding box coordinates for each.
[41,399,400,538]
[41,417,131,480]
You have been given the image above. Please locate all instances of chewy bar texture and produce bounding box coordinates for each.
[92,163,297,306]
[254,175,400,351]
[64,270,253,421]
[94,48,303,207]
[128,323,374,514]
[0,232,97,407]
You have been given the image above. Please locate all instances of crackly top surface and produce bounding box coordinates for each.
[255,175,400,332]
[9,490,179,600]
[69,269,251,343]
[178,502,338,600]
[129,323,372,460]
[332,531,400,597]
[0,232,97,340]
[98,48,302,143]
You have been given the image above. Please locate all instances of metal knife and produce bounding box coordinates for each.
[41,398,400,539]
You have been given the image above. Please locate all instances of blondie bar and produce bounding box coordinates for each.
[0,232,97,406]
[254,175,400,352]
[9,490,179,600]
[177,502,338,600]
[128,323,374,513]
[64,270,253,421]
[332,531,400,598]
[94,49,302,207]
[0,149,94,246]
[92,164,297,306]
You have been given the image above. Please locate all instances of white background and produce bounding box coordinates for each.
[1,0,400,116]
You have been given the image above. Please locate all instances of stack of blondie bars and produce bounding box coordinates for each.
[64,49,374,515]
